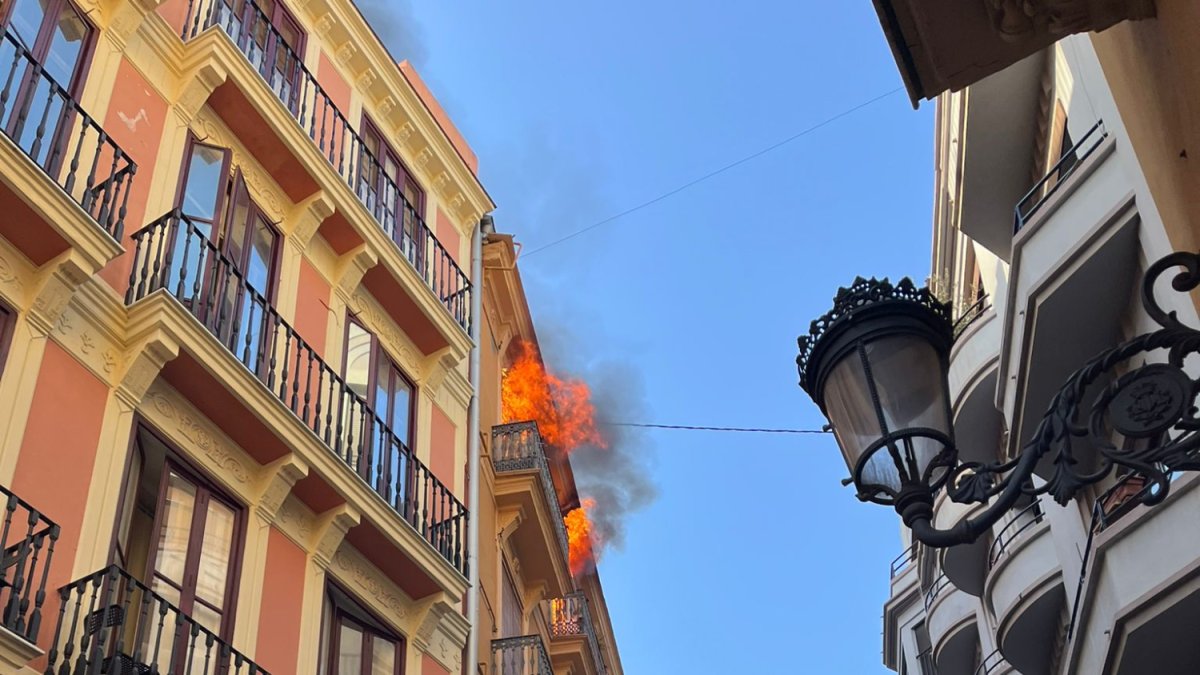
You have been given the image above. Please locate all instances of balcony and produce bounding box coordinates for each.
[492,636,554,675]
[492,422,571,598]
[177,0,471,336]
[1067,473,1200,674]
[125,210,467,580]
[0,484,58,669]
[984,501,1063,675]
[43,565,265,674]
[0,30,136,269]
[975,649,1012,675]
[925,572,980,675]
[544,592,606,675]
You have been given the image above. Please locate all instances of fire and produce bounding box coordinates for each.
[501,341,607,452]
[501,340,608,575]
[564,498,600,575]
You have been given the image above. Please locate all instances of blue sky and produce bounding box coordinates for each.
[368,2,936,671]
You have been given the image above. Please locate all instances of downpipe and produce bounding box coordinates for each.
[464,214,490,674]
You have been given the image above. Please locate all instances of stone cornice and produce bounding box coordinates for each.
[291,0,494,232]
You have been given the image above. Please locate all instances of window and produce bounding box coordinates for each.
[501,565,522,638]
[344,319,416,506]
[0,0,94,163]
[113,426,245,672]
[319,585,405,675]
[357,117,425,263]
[213,0,306,111]
[172,139,281,366]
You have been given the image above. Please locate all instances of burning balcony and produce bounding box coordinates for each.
[178,0,471,334]
[0,483,59,668]
[491,421,571,597]
[125,210,467,578]
[0,29,136,269]
[44,565,265,674]
[491,636,553,675]
[544,592,606,675]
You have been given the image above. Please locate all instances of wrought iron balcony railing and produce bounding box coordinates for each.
[889,544,916,579]
[179,0,471,330]
[126,210,467,575]
[988,500,1044,569]
[952,294,991,339]
[545,591,606,674]
[491,636,553,675]
[0,484,58,646]
[922,572,951,612]
[1015,119,1107,233]
[0,30,137,240]
[975,649,1007,674]
[45,565,265,674]
[492,421,569,564]
[916,648,937,675]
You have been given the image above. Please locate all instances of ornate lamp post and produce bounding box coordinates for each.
[797,252,1200,548]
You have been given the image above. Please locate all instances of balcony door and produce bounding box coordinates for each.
[344,319,416,510]
[0,0,93,165]
[218,169,280,369]
[320,585,404,675]
[358,117,425,266]
[214,0,306,111]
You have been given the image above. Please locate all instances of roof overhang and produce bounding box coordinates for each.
[869,0,1156,106]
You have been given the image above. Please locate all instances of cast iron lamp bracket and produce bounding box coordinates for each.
[797,251,1200,549]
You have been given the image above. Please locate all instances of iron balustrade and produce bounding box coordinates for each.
[1014,120,1107,233]
[953,294,991,339]
[44,565,265,675]
[492,421,569,564]
[987,500,1045,569]
[922,572,951,612]
[974,649,1007,674]
[0,484,58,645]
[916,648,937,675]
[0,31,137,241]
[545,591,606,674]
[180,0,472,331]
[1065,472,1156,641]
[491,636,553,675]
[890,544,917,579]
[125,210,468,575]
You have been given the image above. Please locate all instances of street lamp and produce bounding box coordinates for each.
[797,252,1200,548]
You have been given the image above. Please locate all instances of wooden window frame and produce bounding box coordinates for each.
[0,0,97,99]
[342,314,418,448]
[360,114,425,218]
[320,582,406,675]
[173,133,234,233]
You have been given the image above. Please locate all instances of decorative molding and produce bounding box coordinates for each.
[349,293,422,377]
[378,97,397,119]
[331,548,413,624]
[116,332,178,408]
[195,115,288,221]
[334,245,378,298]
[289,191,335,251]
[984,0,1157,42]
[145,386,252,484]
[28,252,92,336]
[174,57,227,124]
[413,600,468,673]
[277,495,315,541]
[414,148,433,168]
[335,42,357,66]
[256,456,309,523]
[312,505,359,568]
[314,12,335,37]
[356,69,377,91]
[432,172,450,191]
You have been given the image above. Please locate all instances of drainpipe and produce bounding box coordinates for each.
[465,213,492,674]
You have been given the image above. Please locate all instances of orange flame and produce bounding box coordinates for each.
[564,498,600,575]
[501,341,607,452]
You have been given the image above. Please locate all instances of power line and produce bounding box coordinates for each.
[520,86,905,258]
[601,421,830,435]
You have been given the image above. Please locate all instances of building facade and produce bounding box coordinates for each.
[476,231,624,675]
[0,0,501,670]
[876,10,1200,675]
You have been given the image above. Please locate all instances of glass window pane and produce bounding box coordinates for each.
[43,5,87,85]
[338,624,363,675]
[194,499,235,608]
[183,146,226,221]
[154,473,197,584]
[246,218,276,294]
[8,0,49,49]
[390,371,412,446]
[371,637,395,675]
[345,324,371,399]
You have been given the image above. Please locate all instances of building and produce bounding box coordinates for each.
[476,229,624,675]
[0,0,500,669]
[875,11,1200,675]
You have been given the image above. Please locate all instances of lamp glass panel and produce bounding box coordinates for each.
[824,348,884,480]
[866,334,951,483]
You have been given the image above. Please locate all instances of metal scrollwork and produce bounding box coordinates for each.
[944,251,1200,512]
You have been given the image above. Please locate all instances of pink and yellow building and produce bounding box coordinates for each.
[0,0,494,670]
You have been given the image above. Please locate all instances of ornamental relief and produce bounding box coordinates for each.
[276,495,315,541]
[350,294,422,377]
[47,300,124,385]
[193,116,287,221]
[332,548,414,628]
[144,385,255,489]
